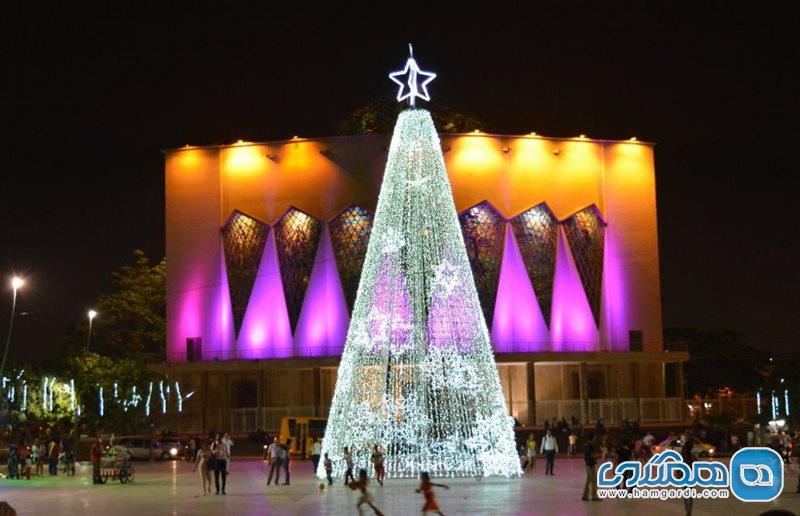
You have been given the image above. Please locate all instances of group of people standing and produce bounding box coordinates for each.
[5,437,66,480]
[191,433,233,495]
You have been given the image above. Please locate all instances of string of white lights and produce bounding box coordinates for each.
[319,109,519,479]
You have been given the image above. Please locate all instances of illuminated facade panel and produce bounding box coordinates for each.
[221,211,269,336]
[328,205,374,312]
[273,207,323,331]
[562,206,606,327]
[459,201,506,326]
[509,203,558,327]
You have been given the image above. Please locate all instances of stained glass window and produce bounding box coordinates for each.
[274,207,323,330]
[510,203,558,327]
[328,205,374,312]
[562,205,605,327]
[221,211,269,336]
[459,201,505,326]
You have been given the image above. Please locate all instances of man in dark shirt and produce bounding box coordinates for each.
[616,441,633,492]
[581,433,601,501]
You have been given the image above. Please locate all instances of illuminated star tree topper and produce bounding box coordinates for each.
[388,44,437,107]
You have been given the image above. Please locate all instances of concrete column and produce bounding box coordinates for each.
[579,363,588,424]
[631,362,640,420]
[676,362,686,400]
[312,367,321,417]
[526,362,536,425]
[201,371,209,434]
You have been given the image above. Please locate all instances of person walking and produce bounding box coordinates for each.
[642,431,654,457]
[682,439,695,516]
[6,444,18,479]
[266,437,282,486]
[211,435,228,495]
[32,439,44,477]
[47,438,59,476]
[729,433,739,452]
[90,438,103,484]
[568,431,578,458]
[221,433,234,474]
[310,437,322,472]
[371,444,385,486]
[323,452,334,485]
[581,433,601,502]
[540,429,558,476]
[193,441,213,495]
[525,434,537,473]
[280,439,291,485]
[343,446,355,485]
[187,436,196,463]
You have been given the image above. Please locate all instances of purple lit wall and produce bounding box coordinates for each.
[293,225,350,357]
[600,226,629,351]
[549,227,600,351]
[236,230,293,359]
[491,224,550,352]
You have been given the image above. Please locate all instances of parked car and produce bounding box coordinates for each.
[651,437,716,458]
[119,438,181,460]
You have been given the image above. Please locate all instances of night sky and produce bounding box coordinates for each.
[2,3,796,361]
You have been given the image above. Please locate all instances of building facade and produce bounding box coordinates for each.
[157,131,688,433]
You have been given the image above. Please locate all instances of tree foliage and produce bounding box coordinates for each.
[88,250,166,361]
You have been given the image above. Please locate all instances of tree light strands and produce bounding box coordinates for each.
[174,381,182,412]
[319,109,520,480]
[113,382,119,399]
[146,381,153,417]
[388,44,437,108]
[98,386,104,417]
[159,381,167,414]
[785,390,791,416]
[69,379,76,412]
[22,383,27,412]
[756,390,762,415]
[772,391,778,421]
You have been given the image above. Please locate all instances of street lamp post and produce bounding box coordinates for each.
[0,277,25,380]
[87,309,97,350]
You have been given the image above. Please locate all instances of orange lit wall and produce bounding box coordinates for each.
[164,133,662,361]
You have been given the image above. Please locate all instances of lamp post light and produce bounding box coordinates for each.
[0,276,25,380]
[87,309,97,350]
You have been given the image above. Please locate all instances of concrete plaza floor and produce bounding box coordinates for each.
[0,458,798,515]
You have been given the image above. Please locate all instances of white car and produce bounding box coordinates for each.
[119,438,180,460]
[651,437,715,458]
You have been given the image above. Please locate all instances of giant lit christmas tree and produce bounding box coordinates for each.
[319,46,520,479]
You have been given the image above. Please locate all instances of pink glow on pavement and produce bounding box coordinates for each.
[236,229,293,359]
[490,224,550,352]
[550,227,599,351]
[294,225,350,357]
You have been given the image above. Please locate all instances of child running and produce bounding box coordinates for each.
[323,452,333,485]
[348,468,384,515]
[416,471,449,515]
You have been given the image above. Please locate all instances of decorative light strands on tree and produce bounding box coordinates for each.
[146,381,153,417]
[319,108,520,480]
[98,386,104,417]
[69,379,76,412]
[21,383,27,411]
[175,381,182,412]
[159,380,167,414]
